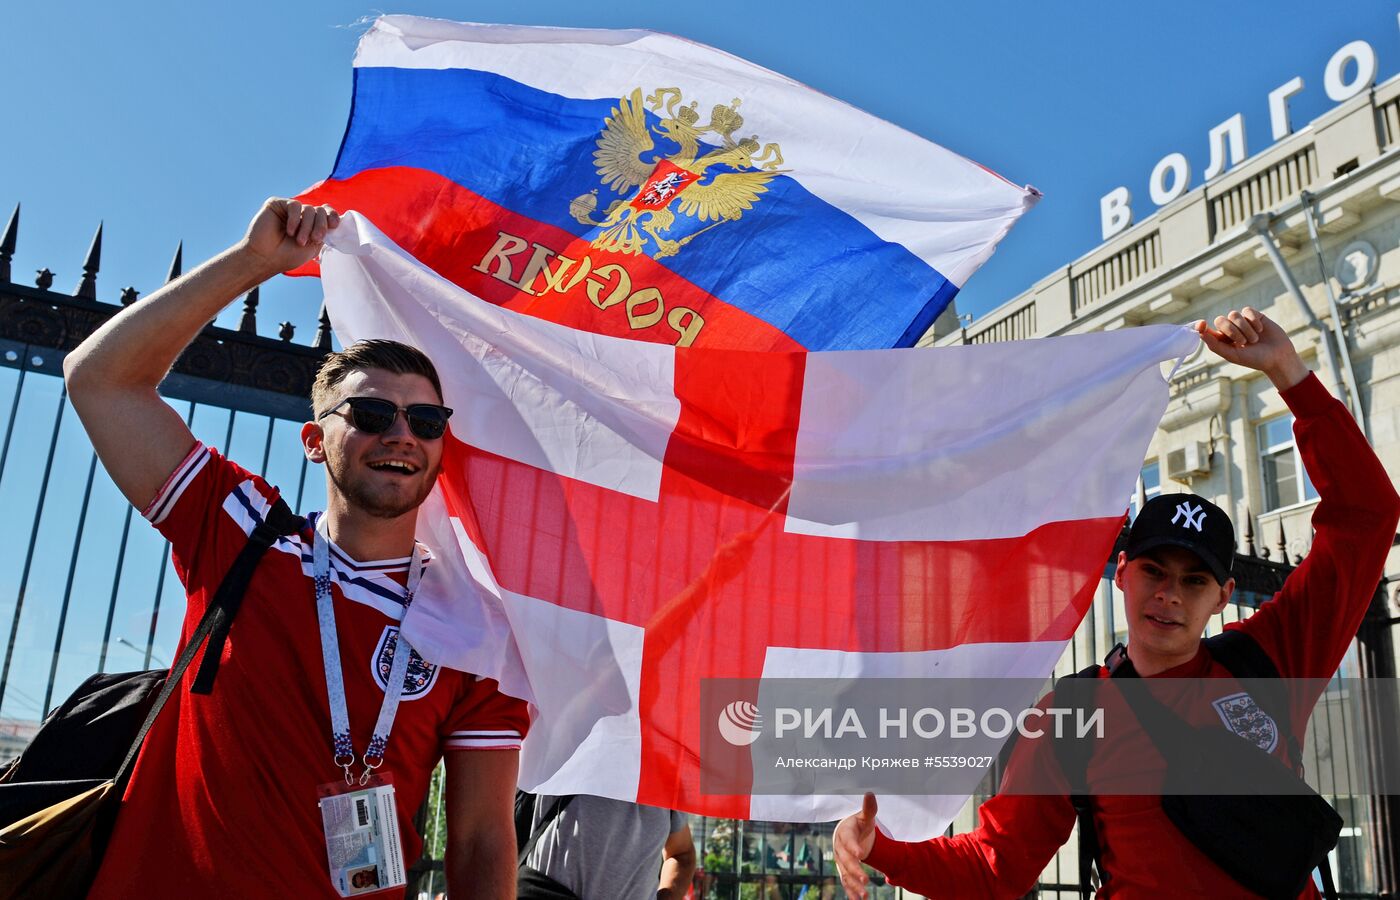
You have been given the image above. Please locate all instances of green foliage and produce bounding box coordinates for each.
[703,818,737,874]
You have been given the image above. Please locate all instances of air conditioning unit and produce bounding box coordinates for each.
[1166,441,1212,480]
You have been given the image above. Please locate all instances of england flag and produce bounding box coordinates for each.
[318,213,1196,839]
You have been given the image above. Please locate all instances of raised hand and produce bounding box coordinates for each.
[1195,307,1309,391]
[238,198,341,278]
[835,792,880,899]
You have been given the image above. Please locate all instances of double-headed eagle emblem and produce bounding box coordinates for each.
[570,88,786,259]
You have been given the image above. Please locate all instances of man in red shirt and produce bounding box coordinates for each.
[834,307,1399,898]
[63,199,527,898]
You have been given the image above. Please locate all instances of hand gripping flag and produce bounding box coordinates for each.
[295,15,1039,351]
[319,214,1198,840]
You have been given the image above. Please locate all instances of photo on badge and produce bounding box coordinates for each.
[344,863,383,895]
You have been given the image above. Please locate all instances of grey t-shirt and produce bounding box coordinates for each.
[524,794,687,900]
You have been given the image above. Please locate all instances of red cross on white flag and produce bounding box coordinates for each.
[320,213,1196,840]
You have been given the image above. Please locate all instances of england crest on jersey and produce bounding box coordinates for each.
[1212,691,1279,754]
[372,626,440,699]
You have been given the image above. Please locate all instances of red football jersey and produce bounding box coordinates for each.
[89,443,529,899]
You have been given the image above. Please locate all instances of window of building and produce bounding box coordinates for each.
[1258,415,1317,511]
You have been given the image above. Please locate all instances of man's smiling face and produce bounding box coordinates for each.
[312,367,445,520]
[1116,545,1232,672]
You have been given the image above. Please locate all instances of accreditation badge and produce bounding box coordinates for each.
[317,776,407,896]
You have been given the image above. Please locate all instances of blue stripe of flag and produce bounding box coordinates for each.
[333,66,957,350]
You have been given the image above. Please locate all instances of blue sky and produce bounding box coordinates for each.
[3,1,1399,335]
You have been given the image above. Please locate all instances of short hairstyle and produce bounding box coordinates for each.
[311,339,443,416]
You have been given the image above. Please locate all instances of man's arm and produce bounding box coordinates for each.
[1199,308,1400,679]
[657,822,696,900]
[62,199,337,509]
[444,749,520,899]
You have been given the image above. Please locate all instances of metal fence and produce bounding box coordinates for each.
[0,207,329,744]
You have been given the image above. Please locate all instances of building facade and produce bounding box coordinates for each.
[930,75,1400,594]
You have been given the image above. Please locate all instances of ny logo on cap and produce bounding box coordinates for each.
[1172,501,1206,532]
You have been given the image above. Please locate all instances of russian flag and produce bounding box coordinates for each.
[319,213,1197,839]
[296,16,1039,351]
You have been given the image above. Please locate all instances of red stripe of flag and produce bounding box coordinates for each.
[294,167,804,350]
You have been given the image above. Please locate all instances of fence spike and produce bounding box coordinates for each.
[1243,507,1256,556]
[165,241,183,284]
[238,285,260,334]
[1276,519,1288,560]
[0,203,17,284]
[75,222,103,299]
[314,302,333,351]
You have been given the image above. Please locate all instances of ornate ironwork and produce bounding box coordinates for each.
[315,301,333,351]
[238,285,260,334]
[165,240,183,283]
[1229,552,1293,601]
[75,222,101,300]
[0,204,16,284]
[0,279,326,400]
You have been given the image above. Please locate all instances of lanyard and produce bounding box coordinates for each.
[313,514,424,785]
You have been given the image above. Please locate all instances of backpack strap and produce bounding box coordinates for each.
[111,496,305,793]
[1053,662,1105,900]
[1202,630,1336,900]
[514,789,537,855]
[190,498,305,694]
[517,794,576,868]
[1318,851,1338,900]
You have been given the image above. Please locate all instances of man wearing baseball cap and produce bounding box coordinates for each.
[835,307,1400,898]
[1112,492,1239,676]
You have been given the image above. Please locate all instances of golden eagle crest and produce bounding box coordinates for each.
[569,88,787,259]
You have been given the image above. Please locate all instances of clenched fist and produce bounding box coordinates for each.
[1194,307,1309,391]
[237,198,341,279]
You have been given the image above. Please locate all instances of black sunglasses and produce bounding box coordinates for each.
[317,396,454,440]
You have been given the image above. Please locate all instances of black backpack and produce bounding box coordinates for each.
[0,497,304,896]
[513,790,580,899]
[1053,631,1340,900]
